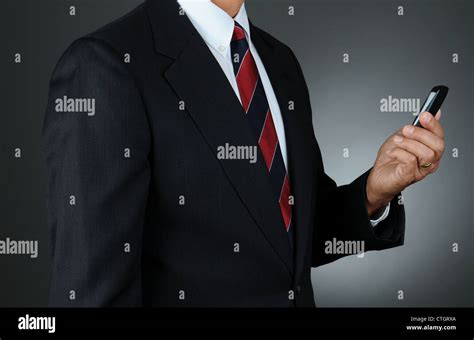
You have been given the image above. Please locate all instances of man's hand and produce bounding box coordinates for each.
[366,110,445,216]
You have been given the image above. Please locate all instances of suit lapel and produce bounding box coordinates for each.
[145,0,294,276]
[250,23,316,284]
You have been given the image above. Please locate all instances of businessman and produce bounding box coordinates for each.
[42,0,445,307]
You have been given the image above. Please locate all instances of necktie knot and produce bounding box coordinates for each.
[232,22,246,42]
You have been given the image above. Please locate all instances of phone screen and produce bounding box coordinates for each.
[412,86,449,127]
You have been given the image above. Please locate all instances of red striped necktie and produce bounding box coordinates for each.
[230,22,293,246]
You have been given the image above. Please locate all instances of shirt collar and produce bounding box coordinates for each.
[177,0,251,56]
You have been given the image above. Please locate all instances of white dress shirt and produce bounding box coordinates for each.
[177,0,389,226]
[177,0,288,169]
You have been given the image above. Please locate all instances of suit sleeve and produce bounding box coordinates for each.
[287,48,405,267]
[312,169,405,267]
[42,38,150,306]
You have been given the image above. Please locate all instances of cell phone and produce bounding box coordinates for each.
[412,85,449,127]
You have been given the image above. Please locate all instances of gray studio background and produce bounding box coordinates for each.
[0,0,472,307]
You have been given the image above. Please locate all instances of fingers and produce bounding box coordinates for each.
[418,111,444,138]
[434,109,441,120]
[393,134,436,165]
[387,147,417,165]
[401,123,445,161]
[386,147,418,181]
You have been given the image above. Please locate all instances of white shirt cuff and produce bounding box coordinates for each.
[370,202,390,227]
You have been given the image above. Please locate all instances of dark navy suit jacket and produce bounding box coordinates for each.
[42,0,405,307]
